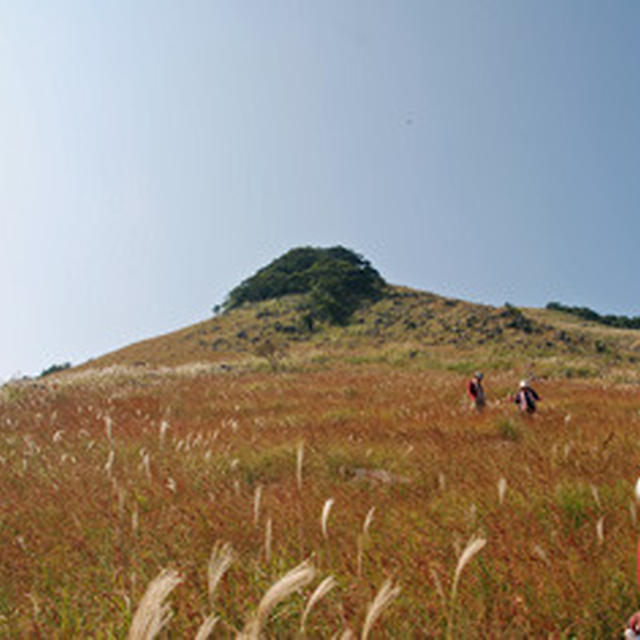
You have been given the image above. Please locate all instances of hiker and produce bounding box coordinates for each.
[513,379,540,414]
[467,372,486,410]
[626,611,640,639]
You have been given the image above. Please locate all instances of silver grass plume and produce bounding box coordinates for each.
[194,614,219,640]
[498,477,507,505]
[363,507,375,538]
[297,441,304,491]
[207,541,234,608]
[239,560,315,639]
[361,579,401,640]
[254,485,262,526]
[300,575,337,632]
[321,498,335,539]
[446,535,486,640]
[127,569,182,640]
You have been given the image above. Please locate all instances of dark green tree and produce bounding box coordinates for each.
[223,246,386,325]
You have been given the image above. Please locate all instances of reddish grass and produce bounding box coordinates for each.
[1,364,639,636]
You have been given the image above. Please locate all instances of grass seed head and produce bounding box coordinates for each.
[207,541,234,607]
[361,579,401,640]
[297,441,304,491]
[127,568,182,640]
[253,485,262,526]
[321,498,335,539]
[498,477,507,505]
[363,507,375,538]
[240,560,315,639]
[194,613,218,640]
[265,517,272,564]
[300,575,337,632]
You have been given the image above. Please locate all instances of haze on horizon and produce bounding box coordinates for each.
[2,1,639,381]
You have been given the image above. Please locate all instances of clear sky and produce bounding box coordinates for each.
[2,1,639,381]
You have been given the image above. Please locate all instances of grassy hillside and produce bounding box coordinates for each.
[75,286,640,384]
[2,287,640,637]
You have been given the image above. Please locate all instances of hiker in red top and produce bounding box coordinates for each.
[513,379,540,414]
[626,611,640,639]
[467,372,486,410]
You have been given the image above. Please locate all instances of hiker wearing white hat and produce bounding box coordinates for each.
[513,379,540,414]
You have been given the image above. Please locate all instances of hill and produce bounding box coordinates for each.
[72,285,640,384]
[2,294,640,635]
[3,273,640,635]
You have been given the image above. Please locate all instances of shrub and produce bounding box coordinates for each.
[40,362,72,378]
[546,301,640,330]
[496,418,521,442]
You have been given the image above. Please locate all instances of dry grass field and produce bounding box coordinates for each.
[2,292,640,637]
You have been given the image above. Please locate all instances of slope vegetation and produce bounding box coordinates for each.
[75,286,640,383]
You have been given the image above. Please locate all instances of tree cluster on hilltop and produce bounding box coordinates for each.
[546,301,640,330]
[222,246,386,325]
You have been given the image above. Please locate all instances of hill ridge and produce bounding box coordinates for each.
[70,285,640,382]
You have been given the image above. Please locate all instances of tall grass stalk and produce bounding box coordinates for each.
[207,541,234,608]
[591,484,601,508]
[430,568,446,608]
[239,560,315,639]
[297,441,304,491]
[159,420,170,448]
[253,485,263,526]
[445,535,486,640]
[361,579,401,640]
[105,449,115,478]
[132,503,139,536]
[363,507,375,538]
[498,477,507,505]
[265,517,272,564]
[141,452,151,482]
[194,614,219,640]
[321,498,335,539]
[127,568,182,640]
[300,575,337,633]
[596,516,605,544]
[105,416,113,444]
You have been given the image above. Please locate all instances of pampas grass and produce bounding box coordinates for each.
[239,560,315,639]
[194,613,219,640]
[321,498,335,539]
[363,507,375,538]
[105,449,115,478]
[596,516,605,544]
[297,441,304,491]
[361,579,401,640]
[356,534,364,578]
[300,575,337,633]
[159,420,170,448]
[591,484,601,509]
[253,485,262,526]
[265,517,272,564]
[446,535,486,640]
[127,569,182,640]
[105,416,113,444]
[207,541,234,607]
[498,477,507,505]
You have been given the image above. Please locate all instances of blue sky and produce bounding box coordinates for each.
[2,1,639,380]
